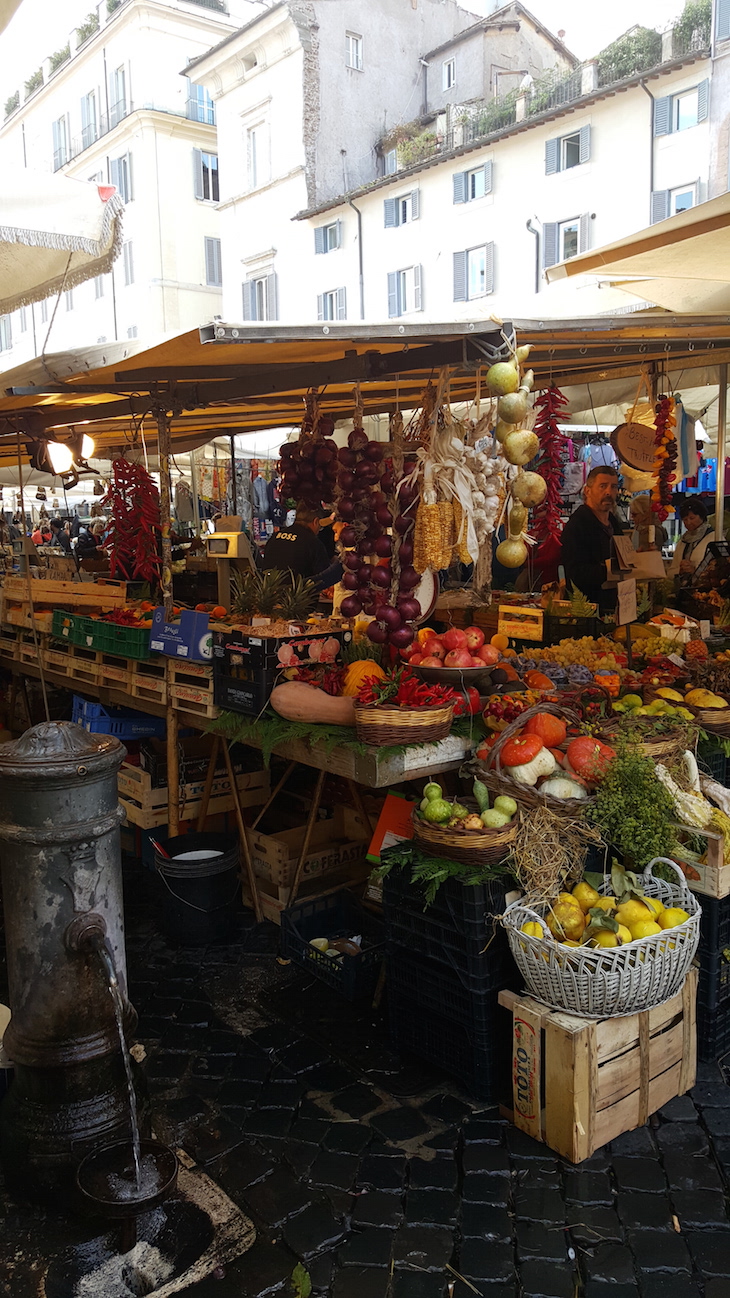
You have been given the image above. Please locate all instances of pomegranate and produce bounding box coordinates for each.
[442,627,468,652]
[444,649,473,669]
[477,644,501,666]
[464,625,485,651]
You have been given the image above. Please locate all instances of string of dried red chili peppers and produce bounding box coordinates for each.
[356,666,457,709]
[531,384,570,545]
[101,458,162,586]
[651,395,677,522]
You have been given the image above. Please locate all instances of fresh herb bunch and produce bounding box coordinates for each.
[356,665,457,709]
[587,742,677,869]
[377,840,509,906]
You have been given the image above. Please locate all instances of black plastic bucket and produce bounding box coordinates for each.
[154,832,241,945]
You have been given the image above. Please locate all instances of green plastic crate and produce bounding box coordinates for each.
[51,609,85,645]
[75,616,152,660]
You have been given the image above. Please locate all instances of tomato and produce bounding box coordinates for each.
[501,733,544,767]
[524,712,567,747]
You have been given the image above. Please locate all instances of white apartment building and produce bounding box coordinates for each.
[0,0,262,372]
[188,0,730,328]
[185,0,574,325]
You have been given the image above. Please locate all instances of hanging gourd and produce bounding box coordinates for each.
[496,501,529,569]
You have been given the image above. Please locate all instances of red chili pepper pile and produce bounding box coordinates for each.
[357,666,457,709]
[104,609,142,626]
[102,459,162,585]
[289,664,345,696]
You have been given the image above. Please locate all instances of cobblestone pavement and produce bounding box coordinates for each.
[2,864,730,1297]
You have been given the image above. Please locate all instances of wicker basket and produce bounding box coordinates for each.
[412,798,517,866]
[684,704,730,737]
[353,700,454,747]
[503,858,701,1019]
[476,702,593,816]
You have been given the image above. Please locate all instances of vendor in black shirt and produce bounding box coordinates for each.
[560,466,625,613]
[262,506,341,589]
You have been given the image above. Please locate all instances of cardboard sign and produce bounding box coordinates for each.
[610,536,666,581]
[498,605,544,642]
[366,791,415,865]
[610,422,657,473]
[616,579,637,627]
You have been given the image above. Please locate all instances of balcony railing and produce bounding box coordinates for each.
[66,102,133,163]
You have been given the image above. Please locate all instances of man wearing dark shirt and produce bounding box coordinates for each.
[560,466,625,613]
[50,517,72,555]
[262,507,331,579]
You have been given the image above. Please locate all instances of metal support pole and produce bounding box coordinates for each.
[715,363,728,543]
[189,450,200,536]
[229,435,238,515]
[156,409,174,620]
[221,737,262,923]
[166,706,179,836]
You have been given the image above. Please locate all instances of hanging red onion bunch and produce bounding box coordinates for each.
[279,415,339,511]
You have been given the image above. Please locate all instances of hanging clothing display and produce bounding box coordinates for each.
[174,481,194,524]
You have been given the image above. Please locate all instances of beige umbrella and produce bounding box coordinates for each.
[0,0,22,34]
[0,170,124,314]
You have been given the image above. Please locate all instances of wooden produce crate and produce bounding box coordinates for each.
[18,633,42,665]
[169,682,219,719]
[672,823,730,899]
[118,761,269,830]
[169,660,214,690]
[3,605,55,633]
[3,577,127,608]
[44,647,76,679]
[241,866,372,926]
[68,644,100,686]
[246,807,370,892]
[130,658,168,706]
[0,627,19,660]
[499,969,697,1163]
[98,655,134,688]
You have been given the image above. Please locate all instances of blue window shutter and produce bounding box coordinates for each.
[192,148,204,199]
[452,171,467,204]
[579,212,591,253]
[579,124,591,164]
[336,287,347,320]
[267,272,278,321]
[125,152,133,203]
[484,242,495,295]
[651,190,670,224]
[484,160,493,194]
[718,0,730,39]
[653,96,671,136]
[242,281,256,321]
[384,198,398,228]
[334,219,343,248]
[413,265,423,312]
[317,293,324,321]
[387,271,399,318]
[545,138,559,175]
[410,188,420,220]
[205,237,221,286]
[697,78,709,123]
[109,157,120,192]
[542,222,559,269]
[453,250,467,301]
[314,226,326,254]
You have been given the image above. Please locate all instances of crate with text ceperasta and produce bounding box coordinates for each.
[212,624,352,716]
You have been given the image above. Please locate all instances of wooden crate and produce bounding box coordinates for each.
[241,864,372,925]
[44,648,76,678]
[0,627,19,660]
[98,657,134,688]
[169,660,214,690]
[498,969,697,1164]
[169,682,219,719]
[131,659,168,705]
[3,605,55,633]
[246,807,370,889]
[3,577,127,608]
[69,645,100,685]
[672,823,730,899]
[118,761,269,830]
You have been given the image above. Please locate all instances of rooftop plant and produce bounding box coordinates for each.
[4,90,19,119]
[76,12,100,45]
[49,43,71,73]
[23,68,43,99]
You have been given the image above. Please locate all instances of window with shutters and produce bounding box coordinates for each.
[19,307,27,333]
[40,300,49,325]
[64,289,74,312]
[0,316,12,353]
[317,288,346,321]
[654,82,708,135]
[94,275,105,299]
[193,149,219,202]
[242,273,278,321]
[127,326,138,339]
[109,65,127,127]
[384,149,398,176]
[546,125,590,174]
[559,219,580,260]
[205,237,222,287]
[122,241,134,286]
[52,115,69,171]
[543,215,590,267]
[719,0,730,41]
[247,123,269,189]
[81,91,97,149]
[110,153,132,204]
[672,184,696,214]
[314,221,342,254]
[443,58,455,90]
[453,243,494,300]
[345,32,363,70]
[468,246,489,299]
[384,191,420,227]
[186,79,215,125]
[453,163,492,204]
[387,266,423,317]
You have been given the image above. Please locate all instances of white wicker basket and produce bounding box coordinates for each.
[503,858,701,1019]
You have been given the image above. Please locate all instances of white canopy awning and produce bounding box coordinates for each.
[0,171,124,314]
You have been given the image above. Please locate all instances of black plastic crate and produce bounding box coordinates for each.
[387,948,510,1100]
[382,873,514,993]
[542,614,601,646]
[696,892,730,975]
[213,627,350,671]
[213,669,279,716]
[695,893,730,1061]
[382,870,512,940]
[697,1004,730,1061]
[697,740,727,786]
[280,890,385,1000]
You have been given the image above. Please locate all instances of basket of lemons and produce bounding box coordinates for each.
[503,859,700,1018]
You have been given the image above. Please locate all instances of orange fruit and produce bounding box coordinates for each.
[211,605,227,619]
[491,633,509,651]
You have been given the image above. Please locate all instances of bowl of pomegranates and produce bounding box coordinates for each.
[405,626,498,687]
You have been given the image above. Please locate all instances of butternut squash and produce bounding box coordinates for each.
[269,682,356,726]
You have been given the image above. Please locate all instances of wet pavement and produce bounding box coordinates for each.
[2,859,730,1297]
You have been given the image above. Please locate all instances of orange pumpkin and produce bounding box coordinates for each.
[341,660,387,697]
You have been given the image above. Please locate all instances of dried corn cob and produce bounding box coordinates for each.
[452,498,473,564]
[438,500,456,567]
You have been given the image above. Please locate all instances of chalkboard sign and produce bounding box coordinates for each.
[610,421,657,473]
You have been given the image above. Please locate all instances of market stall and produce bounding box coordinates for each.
[1,317,730,1133]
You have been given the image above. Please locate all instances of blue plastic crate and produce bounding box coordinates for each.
[72,695,166,739]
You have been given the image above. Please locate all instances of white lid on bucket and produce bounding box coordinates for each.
[173,849,224,861]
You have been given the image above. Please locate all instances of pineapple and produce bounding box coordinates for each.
[231,568,287,620]
[231,569,259,618]
[256,569,288,617]
[277,573,317,623]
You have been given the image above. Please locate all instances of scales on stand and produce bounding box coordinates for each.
[204,516,256,610]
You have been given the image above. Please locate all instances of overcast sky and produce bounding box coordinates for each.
[0,0,687,93]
